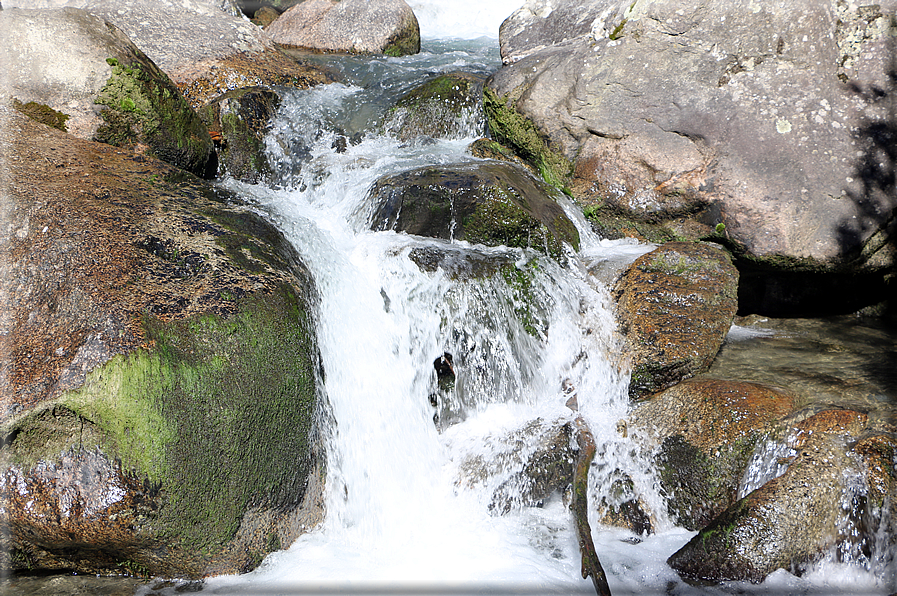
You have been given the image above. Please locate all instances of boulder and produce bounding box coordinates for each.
[199,87,280,183]
[0,106,322,578]
[664,401,896,584]
[612,242,739,398]
[668,431,856,583]
[266,0,420,56]
[252,5,281,27]
[368,162,580,260]
[384,72,486,141]
[487,0,897,309]
[628,379,798,530]
[4,0,332,108]
[0,7,216,178]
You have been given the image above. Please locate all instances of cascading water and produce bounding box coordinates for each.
[158,6,895,595]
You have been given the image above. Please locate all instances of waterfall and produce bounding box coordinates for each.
[166,19,895,596]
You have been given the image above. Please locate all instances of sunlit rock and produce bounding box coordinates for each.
[668,432,856,583]
[266,0,421,57]
[487,0,897,313]
[0,7,216,177]
[0,107,322,578]
[613,241,739,398]
[629,378,797,531]
[3,0,332,108]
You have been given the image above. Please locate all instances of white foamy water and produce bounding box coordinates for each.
[151,20,894,596]
[409,0,525,39]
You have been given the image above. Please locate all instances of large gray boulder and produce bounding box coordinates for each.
[4,0,331,107]
[0,7,216,177]
[266,0,420,56]
[487,0,897,277]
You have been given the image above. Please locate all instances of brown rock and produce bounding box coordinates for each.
[0,105,321,578]
[668,432,854,583]
[629,378,797,530]
[613,242,739,398]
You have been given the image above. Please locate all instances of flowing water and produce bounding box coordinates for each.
[167,13,897,596]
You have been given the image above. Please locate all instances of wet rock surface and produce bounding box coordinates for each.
[629,378,798,531]
[199,87,280,183]
[613,242,739,398]
[266,0,421,56]
[0,106,322,578]
[384,72,486,141]
[369,161,579,259]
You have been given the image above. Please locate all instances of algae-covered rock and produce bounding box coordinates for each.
[613,242,739,398]
[369,161,580,260]
[266,0,420,56]
[384,72,486,141]
[667,432,856,583]
[0,7,216,178]
[0,106,321,578]
[629,379,797,530]
[199,87,280,183]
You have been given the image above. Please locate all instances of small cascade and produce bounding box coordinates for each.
[182,31,896,596]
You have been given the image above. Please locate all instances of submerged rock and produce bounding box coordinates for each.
[266,0,421,56]
[369,162,580,260]
[384,72,486,141]
[199,87,280,183]
[0,106,322,578]
[0,7,216,178]
[613,242,739,398]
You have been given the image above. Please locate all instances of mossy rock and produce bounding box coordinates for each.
[384,72,485,141]
[613,242,739,398]
[629,378,797,531]
[12,99,70,132]
[0,108,320,578]
[198,87,281,183]
[667,432,854,583]
[369,161,579,261]
[482,86,572,192]
[94,55,216,178]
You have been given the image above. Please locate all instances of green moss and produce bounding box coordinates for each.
[500,261,547,338]
[94,56,213,177]
[483,87,572,190]
[31,285,319,551]
[12,98,70,132]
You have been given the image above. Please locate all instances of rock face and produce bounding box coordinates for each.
[613,242,739,398]
[0,106,322,578]
[629,379,798,530]
[4,0,331,108]
[266,0,421,56]
[369,162,580,259]
[487,0,897,281]
[199,87,280,183]
[0,7,216,177]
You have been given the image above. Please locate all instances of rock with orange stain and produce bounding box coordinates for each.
[613,242,739,399]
